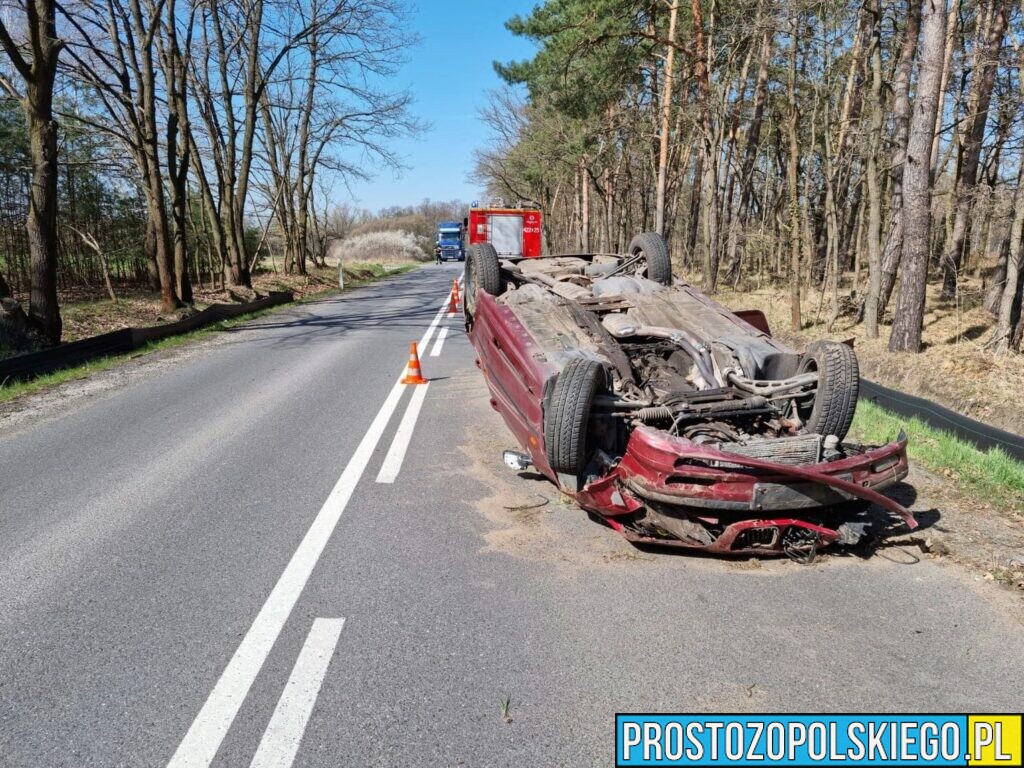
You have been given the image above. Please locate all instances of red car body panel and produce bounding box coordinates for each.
[471,292,557,477]
[469,288,914,557]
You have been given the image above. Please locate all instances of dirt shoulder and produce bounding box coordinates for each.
[884,462,1024,591]
[713,279,1024,436]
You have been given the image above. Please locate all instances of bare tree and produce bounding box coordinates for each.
[253,0,416,276]
[59,0,188,312]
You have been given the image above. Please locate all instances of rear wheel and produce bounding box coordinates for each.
[627,232,672,285]
[796,341,859,440]
[464,243,502,320]
[544,358,604,477]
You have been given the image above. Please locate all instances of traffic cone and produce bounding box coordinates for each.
[400,342,428,385]
[448,278,461,313]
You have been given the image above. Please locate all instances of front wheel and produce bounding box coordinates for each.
[796,341,859,440]
[544,357,605,479]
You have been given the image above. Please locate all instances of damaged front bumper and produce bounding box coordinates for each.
[574,426,913,557]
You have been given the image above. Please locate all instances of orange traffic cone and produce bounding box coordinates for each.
[400,342,429,385]
[448,279,461,313]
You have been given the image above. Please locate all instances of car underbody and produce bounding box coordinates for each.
[464,237,914,561]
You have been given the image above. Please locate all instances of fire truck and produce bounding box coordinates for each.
[464,202,543,258]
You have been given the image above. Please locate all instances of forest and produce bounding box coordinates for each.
[0,0,417,348]
[474,0,1024,357]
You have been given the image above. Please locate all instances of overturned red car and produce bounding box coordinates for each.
[463,233,915,561]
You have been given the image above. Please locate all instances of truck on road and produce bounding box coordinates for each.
[435,221,465,263]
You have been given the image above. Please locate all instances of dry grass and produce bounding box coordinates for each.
[710,274,1024,435]
[1,261,417,402]
[27,261,412,345]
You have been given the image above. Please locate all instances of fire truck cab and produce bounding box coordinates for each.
[465,202,543,258]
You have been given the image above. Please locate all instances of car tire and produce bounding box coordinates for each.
[796,341,859,440]
[464,242,502,318]
[627,232,672,285]
[544,357,604,477]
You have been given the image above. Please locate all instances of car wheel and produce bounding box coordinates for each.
[544,357,604,477]
[627,232,672,285]
[464,243,502,317]
[796,341,859,440]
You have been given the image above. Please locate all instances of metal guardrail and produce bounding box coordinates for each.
[860,378,1024,462]
[0,291,294,385]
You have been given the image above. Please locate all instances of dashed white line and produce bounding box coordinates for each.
[419,299,449,351]
[248,618,346,768]
[375,383,431,484]
[167,291,452,768]
[430,327,449,357]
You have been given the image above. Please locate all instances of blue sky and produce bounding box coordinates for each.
[342,0,539,212]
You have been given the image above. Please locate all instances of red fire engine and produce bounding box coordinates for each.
[465,203,543,258]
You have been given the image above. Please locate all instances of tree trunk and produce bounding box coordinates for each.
[786,12,801,331]
[940,0,1007,298]
[889,0,947,353]
[0,0,63,344]
[725,27,771,280]
[161,0,193,305]
[878,0,922,317]
[989,176,1024,354]
[984,242,1008,314]
[25,77,61,343]
[863,0,885,339]
[580,155,590,252]
[930,0,960,174]
[691,0,718,291]
[654,0,678,235]
[988,46,1024,353]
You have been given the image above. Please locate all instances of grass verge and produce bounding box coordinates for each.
[0,263,418,405]
[851,399,1024,512]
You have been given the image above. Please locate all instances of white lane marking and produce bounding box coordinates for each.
[248,618,345,768]
[419,299,448,351]
[375,383,431,484]
[430,327,449,357]
[168,292,451,768]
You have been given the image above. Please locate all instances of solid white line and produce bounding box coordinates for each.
[375,383,431,484]
[167,291,451,768]
[248,618,346,768]
[430,327,449,357]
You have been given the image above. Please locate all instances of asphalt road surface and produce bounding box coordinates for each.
[1,264,1022,767]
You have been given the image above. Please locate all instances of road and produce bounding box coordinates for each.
[1,264,1022,767]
